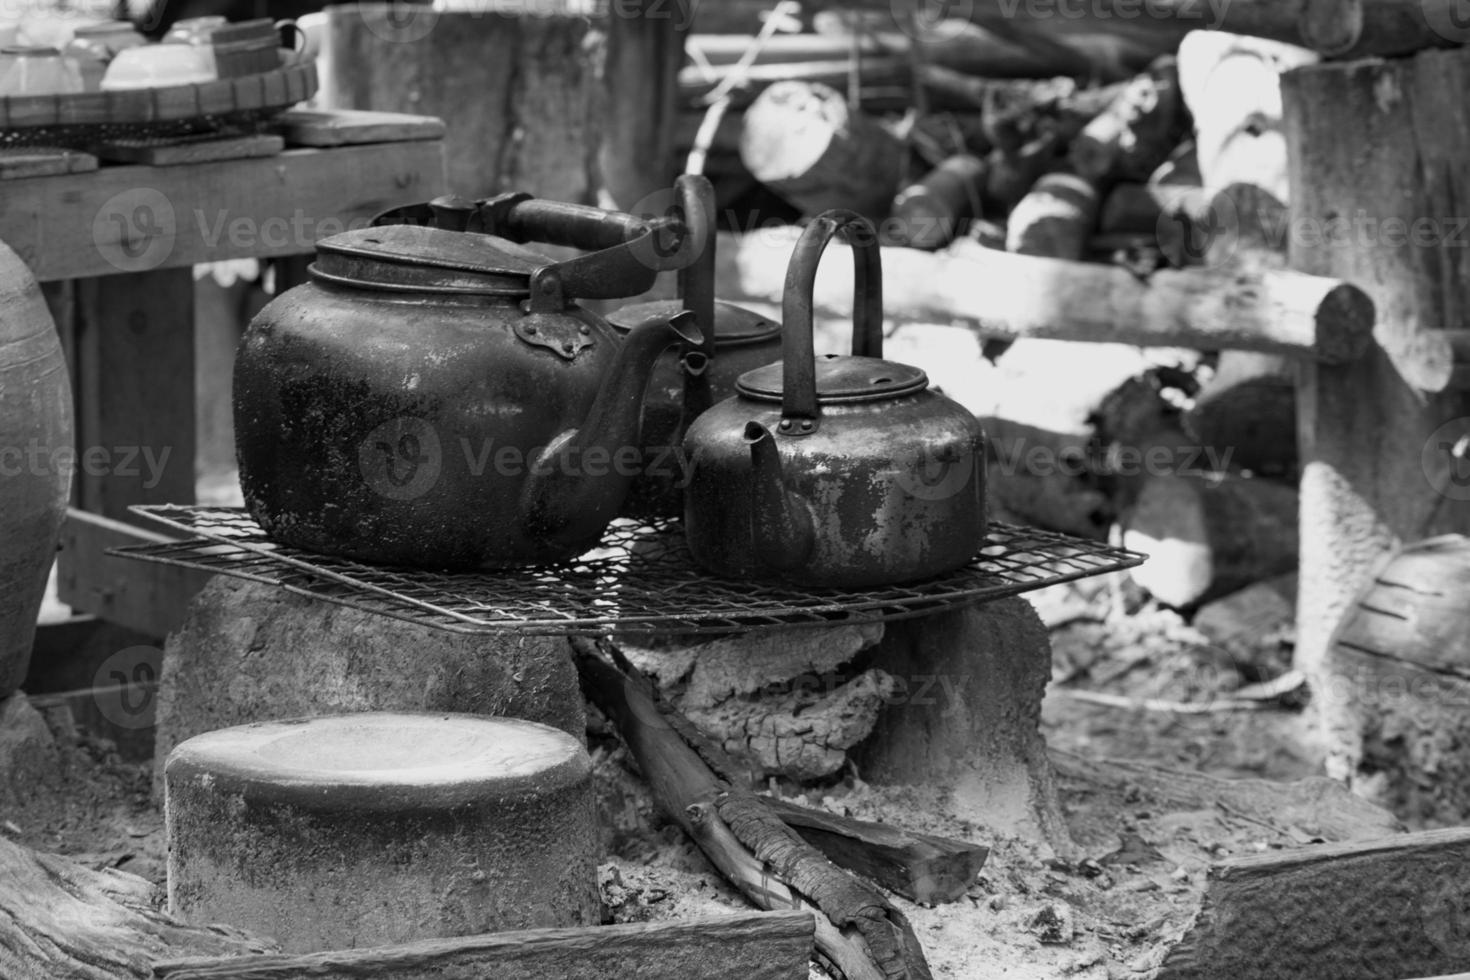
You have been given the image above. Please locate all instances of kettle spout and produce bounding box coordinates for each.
[744,421,814,571]
[525,310,703,544]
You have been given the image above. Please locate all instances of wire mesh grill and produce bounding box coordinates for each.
[115,505,1146,637]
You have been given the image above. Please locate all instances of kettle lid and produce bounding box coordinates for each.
[310,225,554,295]
[736,353,928,404]
[608,299,781,346]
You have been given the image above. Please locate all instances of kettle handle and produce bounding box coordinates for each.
[370,193,698,309]
[676,174,718,415]
[780,210,884,429]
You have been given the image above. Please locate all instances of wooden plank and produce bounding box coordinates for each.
[92,133,284,166]
[70,270,196,518]
[270,108,447,147]
[0,146,97,179]
[1156,828,1470,980]
[152,910,814,980]
[0,142,446,281]
[55,509,214,639]
[761,795,988,905]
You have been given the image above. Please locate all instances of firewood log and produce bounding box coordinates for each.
[1069,58,1184,187]
[888,154,986,250]
[738,80,904,221]
[573,640,934,980]
[153,913,815,980]
[1006,169,1101,261]
[713,228,1375,363]
[1156,828,1470,980]
[1121,469,1298,607]
[1298,0,1470,59]
[1097,182,1207,238]
[1176,32,1316,202]
[0,827,274,979]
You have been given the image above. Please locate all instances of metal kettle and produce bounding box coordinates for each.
[234,196,702,570]
[606,175,783,519]
[681,210,989,588]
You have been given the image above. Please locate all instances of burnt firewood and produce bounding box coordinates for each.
[573,639,934,980]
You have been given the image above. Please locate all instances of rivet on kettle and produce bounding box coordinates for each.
[562,341,575,354]
[799,420,814,432]
[779,419,793,431]
[526,324,538,335]
[579,325,591,335]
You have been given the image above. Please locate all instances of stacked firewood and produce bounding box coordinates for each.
[675,13,1321,611]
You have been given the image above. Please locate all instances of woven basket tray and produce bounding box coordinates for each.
[0,49,317,149]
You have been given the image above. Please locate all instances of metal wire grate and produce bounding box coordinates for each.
[113,505,1146,636]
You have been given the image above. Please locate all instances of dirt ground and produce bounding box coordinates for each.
[13,581,1344,980]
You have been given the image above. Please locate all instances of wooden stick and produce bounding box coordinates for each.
[572,639,934,980]
[151,911,815,980]
[759,796,989,905]
[714,230,1375,363]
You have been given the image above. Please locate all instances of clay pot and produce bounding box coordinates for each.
[0,240,73,696]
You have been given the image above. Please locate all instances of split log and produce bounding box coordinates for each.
[1006,170,1101,260]
[1069,58,1183,186]
[888,154,986,250]
[1122,470,1298,607]
[1176,32,1315,205]
[758,797,988,906]
[1322,536,1470,826]
[574,640,934,980]
[738,80,903,221]
[166,714,601,953]
[1282,47,1470,760]
[1048,749,1401,842]
[713,228,1375,363]
[0,834,273,980]
[1155,828,1470,980]
[326,7,599,203]
[153,577,584,800]
[153,911,814,980]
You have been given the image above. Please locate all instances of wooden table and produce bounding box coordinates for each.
[0,126,447,640]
